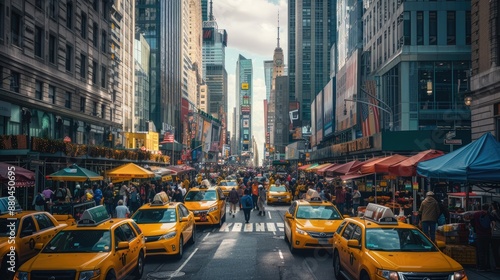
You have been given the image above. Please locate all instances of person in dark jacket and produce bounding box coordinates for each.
[241,189,254,223]
[471,203,492,271]
[418,191,440,243]
[228,187,240,218]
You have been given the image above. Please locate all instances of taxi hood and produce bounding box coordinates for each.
[138,223,176,236]
[368,251,463,272]
[184,201,217,210]
[295,219,342,231]
[23,252,109,270]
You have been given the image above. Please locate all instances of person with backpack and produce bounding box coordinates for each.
[54,185,67,203]
[103,184,115,217]
[471,203,492,271]
[241,188,254,223]
[33,190,45,211]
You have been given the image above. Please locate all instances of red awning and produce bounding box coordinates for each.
[315,163,336,176]
[340,172,374,181]
[298,163,313,170]
[388,149,445,177]
[359,155,408,174]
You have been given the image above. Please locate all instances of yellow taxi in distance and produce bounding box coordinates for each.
[0,206,68,278]
[217,180,238,197]
[266,184,292,205]
[332,203,467,280]
[184,181,226,227]
[14,205,146,280]
[131,191,195,259]
[284,190,344,253]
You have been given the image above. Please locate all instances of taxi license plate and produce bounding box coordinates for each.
[278,197,282,201]
[200,213,207,222]
[317,238,329,245]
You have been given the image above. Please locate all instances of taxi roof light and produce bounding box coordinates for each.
[77,205,111,226]
[304,189,322,202]
[151,191,170,206]
[363,203,398,225]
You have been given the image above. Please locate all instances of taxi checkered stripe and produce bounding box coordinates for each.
[218,222,285,232]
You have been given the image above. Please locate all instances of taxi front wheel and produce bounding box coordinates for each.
[333,251,344,280]
[175,236,184,260]
[133,252,144,279]
[105,270,116,280]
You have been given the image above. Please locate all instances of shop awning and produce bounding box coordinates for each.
[298,163,314,170]
[388,149,444,177]
[305,163,320,171]
[340,172,374,181]
[314,163,336,175]
[46,164,103,182]
[0,162,35,186]
[360,155,408,174]
[105,163,155,179]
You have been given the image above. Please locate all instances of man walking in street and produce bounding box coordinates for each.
[228,187,240,218]
[241,189,254,223]
[419,191,440,243]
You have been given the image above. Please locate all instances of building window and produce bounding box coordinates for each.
[447,11,456,45]
[65,44,73,72]
[81,12,87,39]
[49,0,58,19]
[35,0,44,9]
[102,0,109,21]
[0,3,4,41]
[465,11,471,45]
[66,1,73,29]
[49,85,56,104]
[92,23,99,48]
[403,11,411,45]
[80,97,86,112]
[109,108,113,121]
[92,60,98,84]
[101,30,107,53]
[10,71,20,93]
[416,11,423,45]
[429,11,437,45]
[34,25,44,58]
[92,0,98,12]
[93,101,98,116]
[65,91,72,108]
[101,104,105,119]
[35,80,43,100]
[11,11,22,47]
[101,65,106,88]
[80,53,87,79]
[49,34,57,64]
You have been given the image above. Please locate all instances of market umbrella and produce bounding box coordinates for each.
[46,164,103,182]
[388,149,444,177]
[0,162,35,186]
[105,163,155,179]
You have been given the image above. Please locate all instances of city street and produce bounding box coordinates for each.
[134,204,500,280]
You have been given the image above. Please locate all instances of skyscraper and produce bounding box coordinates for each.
[235,55,253,156]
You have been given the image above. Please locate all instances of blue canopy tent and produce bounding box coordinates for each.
[417,133,500,211]
[417,132,500,182]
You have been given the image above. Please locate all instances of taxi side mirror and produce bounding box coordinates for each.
[116,241,130,251]
[34,243,44,250]
[347,239,361,249]
[285,212,293,219]
[435,240,446,250]
[343,214,350,218]
[180,216,189,222]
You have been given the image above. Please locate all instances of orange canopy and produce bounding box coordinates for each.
[388,149,444,177]
[360,154,408,174]
[314,163,336,176]
[298,163,314,170]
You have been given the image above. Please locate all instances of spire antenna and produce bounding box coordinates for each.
[277,10,280,48]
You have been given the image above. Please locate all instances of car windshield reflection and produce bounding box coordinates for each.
[42,230,111,253]
[295,206,342,220]
[132,209,177,224]
[365,228,438,252]
[184,190,217,201]
[270,186,287,192]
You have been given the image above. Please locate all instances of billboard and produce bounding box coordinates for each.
[316,91,323,144]
[241,82,249,90]
[323,79,334,137]
[203,27,214,41]
[311,99,316,147]
[202,120,212,152]
[336,50,359,132]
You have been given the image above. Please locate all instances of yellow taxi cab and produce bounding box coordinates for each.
[266,184,292,205]
[184,180,226,227]
[0,204,68,278]
[14,205,146,280]
[217,179,238,197]
[284,189,344,253]
[131,191,195,259]
[332,203,467,280]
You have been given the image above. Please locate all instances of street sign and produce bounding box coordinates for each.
[444,139,462,145]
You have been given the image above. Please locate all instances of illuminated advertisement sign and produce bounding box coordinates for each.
[241,82,249,90]
[203,27,214,41]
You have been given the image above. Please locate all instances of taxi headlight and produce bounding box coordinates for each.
[453,270,467,280]
[79,269,101,280]
[296,228,309,236]
[159,231,177,240]
[14,271,29,280]
[286,195,291,199]
[208,206,218,213]
[376,269,399,280]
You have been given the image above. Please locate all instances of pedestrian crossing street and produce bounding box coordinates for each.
[217,222,285,233]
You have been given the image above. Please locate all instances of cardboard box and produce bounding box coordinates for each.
[443,245,476,265]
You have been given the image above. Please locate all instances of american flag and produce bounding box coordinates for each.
[163,130,174,143]
[361,102,370,137]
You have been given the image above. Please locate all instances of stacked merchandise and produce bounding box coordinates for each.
[437,223,476,265]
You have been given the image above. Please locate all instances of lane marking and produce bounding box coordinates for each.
[202,232,211,242]
[267,222,277,232]
[169,248,199,277]
[232,222,243,232]
[255,223,265,232]
[244,223,253,232]
[278,249,284,260]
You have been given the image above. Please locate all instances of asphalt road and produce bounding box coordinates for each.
[136,204,500,280]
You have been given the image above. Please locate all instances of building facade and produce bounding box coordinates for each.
[235,55,253,155]
[134,34,150,133]
[0,0,124,145]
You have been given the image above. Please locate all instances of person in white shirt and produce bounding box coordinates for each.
[115,200,130,218]
[180,182,186,196]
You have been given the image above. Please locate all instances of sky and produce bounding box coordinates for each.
[213,0,288,166]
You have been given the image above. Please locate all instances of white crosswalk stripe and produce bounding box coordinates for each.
[217,222,284,233]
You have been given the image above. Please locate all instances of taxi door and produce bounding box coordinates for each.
[217,188,226,221]
[339,222,363,279]
[179,204,194,242]
[17,216,38,263]
[113,224,139,279]
[34,213,64,244]
[121,223,142,275]
[284,202,297,242]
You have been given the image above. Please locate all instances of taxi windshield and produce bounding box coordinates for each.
[365,228,438,252]
[132,209,177,224]
[295,205,342,220]
[0,218,19,236]
[270,186,287,192]
[42,230,111,253]
[221,181,237,187]
[184,190,217,201]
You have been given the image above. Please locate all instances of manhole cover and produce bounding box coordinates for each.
[147,271,186,279]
